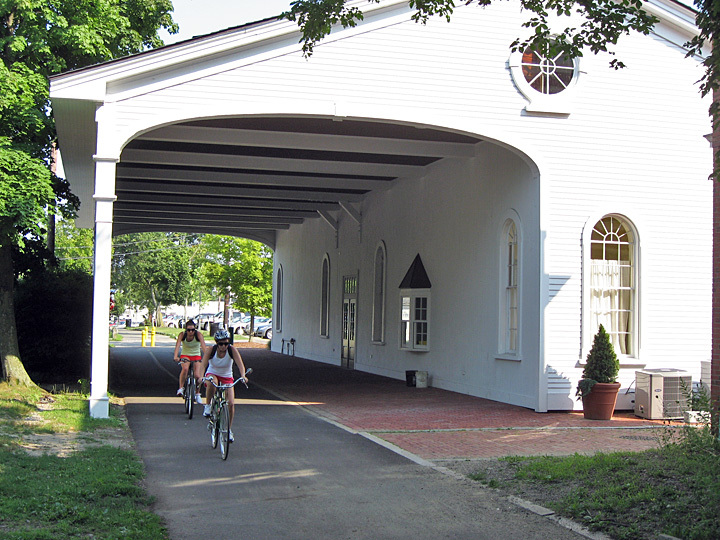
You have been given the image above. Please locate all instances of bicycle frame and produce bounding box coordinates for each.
[203,369,251,460]
[179,359,201,419]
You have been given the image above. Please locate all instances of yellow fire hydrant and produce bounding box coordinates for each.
[141,326,148,347]
[150,326,156,347]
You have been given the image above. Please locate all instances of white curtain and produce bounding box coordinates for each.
[590,260,631,354]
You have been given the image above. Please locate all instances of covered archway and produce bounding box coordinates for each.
[113,116,484,245]
[50,3,549,418]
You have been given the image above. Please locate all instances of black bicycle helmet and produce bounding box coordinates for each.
[214,328,231,342]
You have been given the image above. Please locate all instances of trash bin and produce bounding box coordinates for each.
[125,318,132,328]
[209,322,220,337]
[406,370,417,387]
[415,371,428,388]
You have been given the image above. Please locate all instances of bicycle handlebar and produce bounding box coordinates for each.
[203,368,253,389]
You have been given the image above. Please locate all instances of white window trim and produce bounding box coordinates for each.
[507,39,585,116]
[320,254,330,339]
[497,212,522,361]
[581,213,642,366]
[399,290,430,352]
[372,241,387,345]
[275,265,283,333]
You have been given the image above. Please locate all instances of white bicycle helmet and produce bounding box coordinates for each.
[214,328,231,342]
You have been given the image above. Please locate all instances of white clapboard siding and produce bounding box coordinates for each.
[96,1,710,409]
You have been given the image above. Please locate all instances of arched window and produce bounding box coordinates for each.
[588,215,636,356]
[275,265,283,333]
[372,242,387,343]
[500,219,520,355]
[320,255,330,338]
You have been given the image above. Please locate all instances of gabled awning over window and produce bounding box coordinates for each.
[399,254,431,289]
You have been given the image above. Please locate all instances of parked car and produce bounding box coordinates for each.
[254,321,273,339]
[243,316,270,335]
[165,315,185,328]
[231,314,251,334]
[195,313,216,330]
[197,311,245,330]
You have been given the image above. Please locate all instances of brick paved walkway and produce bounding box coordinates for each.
[239,349,678,461]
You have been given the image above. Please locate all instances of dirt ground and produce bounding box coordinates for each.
[15,399,135,458]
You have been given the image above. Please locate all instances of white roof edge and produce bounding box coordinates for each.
[50,0,699,101]
[49,0,408,100]
[645,0,699,37]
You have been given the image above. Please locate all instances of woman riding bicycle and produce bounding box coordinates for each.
[201,328,248,442]
[173,319,207,404]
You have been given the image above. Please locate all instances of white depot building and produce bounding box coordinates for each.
[50,0,711,417]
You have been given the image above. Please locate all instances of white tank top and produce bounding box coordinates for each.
[207,347,233,379]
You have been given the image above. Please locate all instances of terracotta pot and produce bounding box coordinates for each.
[581,382,621,420]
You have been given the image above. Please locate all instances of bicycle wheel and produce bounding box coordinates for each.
[183,377,191,414]
[210,404,219,449]
[187,376,195,420]
[219,404,230,460]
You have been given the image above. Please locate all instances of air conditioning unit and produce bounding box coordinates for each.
[634,369,692,420]
[700,361,711,393]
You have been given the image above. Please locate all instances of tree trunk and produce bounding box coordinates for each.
[223,291,230,327]
[713,86,720,437]
[0,239,36,386]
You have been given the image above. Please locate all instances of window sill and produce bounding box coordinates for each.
[372,340,385,346]
[495,354,522,362]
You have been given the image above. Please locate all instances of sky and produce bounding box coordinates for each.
[161,0,294,44]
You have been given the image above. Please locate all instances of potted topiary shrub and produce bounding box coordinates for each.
[576,325,621,420]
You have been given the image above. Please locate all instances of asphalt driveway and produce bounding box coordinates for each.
[110,332,589,540]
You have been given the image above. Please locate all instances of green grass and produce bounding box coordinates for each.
[469,428,720,540]
[0,383,168,540]
[137,326,251,342]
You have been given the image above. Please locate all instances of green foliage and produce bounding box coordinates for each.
[478,446,720,540]
[576,324,619,398]
[54,218,95,273]
[0,0,178,246]
[283,0,657,64]
[0,144,53,240]
[14,267,93,383]
[0,0,177,382]
[200,235,274,318]
[113,232,197,315]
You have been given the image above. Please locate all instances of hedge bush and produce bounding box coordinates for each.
[14,268,93,383]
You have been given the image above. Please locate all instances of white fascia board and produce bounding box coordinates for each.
[49,17,294,102]
[645,0,703,45]
[49,0,409,104]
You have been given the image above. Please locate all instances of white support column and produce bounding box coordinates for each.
[89,156,118,419]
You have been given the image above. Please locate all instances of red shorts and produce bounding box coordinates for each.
[208,374,233,385]
[180,355,202,362]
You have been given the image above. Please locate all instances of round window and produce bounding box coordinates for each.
[521,45,575,95]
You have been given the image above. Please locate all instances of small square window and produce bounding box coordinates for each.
[400,292,430,351]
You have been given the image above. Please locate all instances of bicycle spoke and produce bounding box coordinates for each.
[187,377,195,420]
[219,404,230,460]
[210,401,219,449]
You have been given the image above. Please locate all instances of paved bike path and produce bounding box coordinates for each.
[111,335,589,540]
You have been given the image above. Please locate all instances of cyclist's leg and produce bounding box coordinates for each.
[192,360,204,402]
[227,386,235,428]
[178,358,190,393]
[204,373,218,415]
